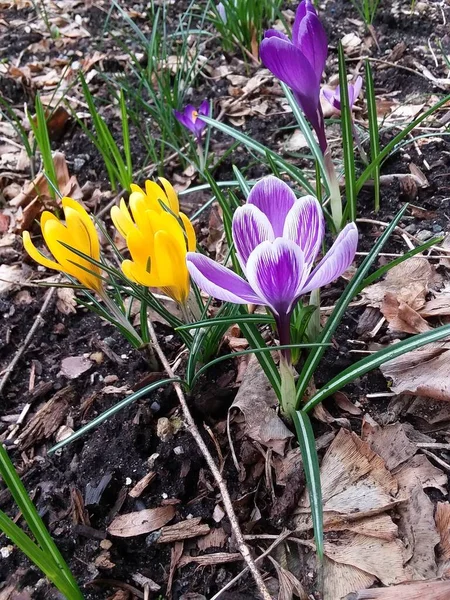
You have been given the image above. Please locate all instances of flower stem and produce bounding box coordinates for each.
[277,313,296,419]
[324,150,342,232]
[196,140,206,173]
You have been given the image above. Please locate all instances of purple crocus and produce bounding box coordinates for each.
[323,76,363,112]
[216,2,227,23]
[186,176,358,349]
[174,100,210,142]
[260,0,328,153]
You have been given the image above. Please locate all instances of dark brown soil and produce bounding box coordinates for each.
[1,0,450,598]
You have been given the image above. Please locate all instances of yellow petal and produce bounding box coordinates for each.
[111,199,135,238]
[43,219,102,292]
[130,183,145,195]
[153,211,186,254]
[23,231,63,273]
[64,206,100,263]
[179,212,197,252]
[61,197,100,261]
[158,177,179,214]
[126,227,155,276]
[144,180,169,212]
[121,259,154,287]
[153,230,190,304]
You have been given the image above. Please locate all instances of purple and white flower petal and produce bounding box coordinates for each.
[283,195,324,266]
[186,253,261,305]
[232,204,274,271]
[198,99,210,118]
[216,2,227,23]
[247,176,296,237]
[323,76,363,112]
[245,238,308,316]
[291,0,316,47]
[301,222,358,294]
[174,102,209,140]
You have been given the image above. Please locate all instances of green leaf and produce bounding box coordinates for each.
[365,60,381,212]
[356,93,450,193]
[291,410,323,559]
[303,323,450,412]
[176,313,275,331]
[357,236,443,293]
[0,445,82,597]
[201,116,315,195]
[281,83,329,195]
[338,44,357,223]
[48,378,178,453]
[295,204,408,408]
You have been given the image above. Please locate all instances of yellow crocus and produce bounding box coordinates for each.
[23,197,103,293]
[111,177,196,305]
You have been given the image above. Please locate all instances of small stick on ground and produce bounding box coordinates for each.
[0,286,56,397]
[146,319,272,600]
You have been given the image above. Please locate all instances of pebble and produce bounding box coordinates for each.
[404,224,417,234]
[432,224,443,233]
[415,230,433,241]
[173,446,184,455]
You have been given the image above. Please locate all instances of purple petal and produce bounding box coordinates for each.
[174,107,196,134]
[295,12,328,86]
[264,29,290,43]
[198,99,210,117]
[283,196,324,266]
[349,76,363,107]
[232,205,274,271]
[293,90,327,153]
[260,36,318,100]
[186,253,261,304]
[246,238,308,316]
[301,223,358,294]
[292,0,316,47]
[322,87,340,110]
[247,175,296,237]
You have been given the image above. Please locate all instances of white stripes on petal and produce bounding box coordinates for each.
[232,204,274,272]
[283,195,324,267]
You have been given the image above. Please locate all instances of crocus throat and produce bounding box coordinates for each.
[192,111,198,122]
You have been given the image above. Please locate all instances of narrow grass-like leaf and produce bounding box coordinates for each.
[177,314,275,331]
[292,410,323,559]
[0,512,80,599]
[338,44,357,223]
[365,60,381,211]
[281,83,328,194]
[201,116,315,195]
[190,342,329,388]
[0,445,82,597]
[357,236,443,293]
[295,204,408,408]
[356,94,450,193]
[29,95,58,198]
[48,378,178,454]
[303,323,450,411]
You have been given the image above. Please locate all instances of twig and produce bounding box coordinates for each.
[0,287,56,397]
[210,530,292,600]
[146,320,272,600]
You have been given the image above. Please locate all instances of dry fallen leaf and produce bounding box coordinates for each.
[60,356,93,380]
[230,356,293,455]
[381,342,450,401]
[108,505,175,537]
[347,580,450,599]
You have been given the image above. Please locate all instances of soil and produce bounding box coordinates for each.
[1,0,450,599]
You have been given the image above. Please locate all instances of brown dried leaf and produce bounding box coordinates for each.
[381,292,432,334]
[381,342,450,401]
[435,502,450,561]
[230,356,293,455]
[360,258,441,311]
[361,422,417,471]
[324,558,376,600]
[347,580,450,599]
[0,264,25,295]
[107,505,175,537]
[56,287,77,315]
[60,356,93,379]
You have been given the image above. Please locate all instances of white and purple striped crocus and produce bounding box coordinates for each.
[186,176,358,353]
[260,0,328,153]
[323,76,363,112]
[174,100,210,142]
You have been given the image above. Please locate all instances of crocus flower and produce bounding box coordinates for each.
[217,2,227,23]
[260,0,328,153]
[23,197,103,293]
[323,76,363,112]
[186,176,358,340]
[174,101,210,142]
[111,178,196,306]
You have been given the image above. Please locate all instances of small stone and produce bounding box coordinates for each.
[125,477,132,485]
[404,224,417,234]
[150,401,161,412]
[173,446,184,455]
[0,545,14,558]
[104,374,119,384]
[147,453,159,468]
[100,539,112,550]
[432,224,443,233]
[416,229,433,242]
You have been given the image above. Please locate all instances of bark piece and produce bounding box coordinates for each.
[157,517,210,544]
[108,505,175,537]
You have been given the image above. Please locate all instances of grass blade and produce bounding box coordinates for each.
[365,60,381,212]
[338,43,357,223]
[303,323,450,411]
[292,410,323,559]
[201,116,315,195]
[295,204,408,408]
[48,378,178,453]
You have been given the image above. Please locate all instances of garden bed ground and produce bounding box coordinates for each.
[1,0,450,599]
